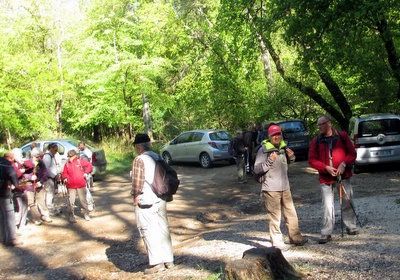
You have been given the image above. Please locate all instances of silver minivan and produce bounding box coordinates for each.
[348,113,400,167]
[160,129,233,168]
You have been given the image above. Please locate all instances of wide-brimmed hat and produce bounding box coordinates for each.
[133,133,151,144]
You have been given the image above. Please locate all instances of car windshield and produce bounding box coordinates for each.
[279,121,306,133]
[66,140,79,147]
[209,131,230,141]
[359,119,400,136]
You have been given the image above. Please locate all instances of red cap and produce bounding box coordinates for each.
[268,125,282,137]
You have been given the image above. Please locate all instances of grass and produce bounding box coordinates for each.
[102,138,166,176]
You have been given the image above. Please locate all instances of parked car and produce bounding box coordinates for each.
[160,129,233,168]
[265,120,310,159]
[20,139,107,179]
[348,113,400,169]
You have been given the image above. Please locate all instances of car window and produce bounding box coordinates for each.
[192,132,204,142]
[44,142,66,155]
[209,131,230,141]
[175,132,192,144]
[21,146,32,158]
[279,121,306,133]
[359,119,400,137]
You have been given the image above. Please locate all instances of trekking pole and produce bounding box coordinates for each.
[337,175,344,237]
[338,177,363,228]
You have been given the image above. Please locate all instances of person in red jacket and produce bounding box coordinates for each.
[62,149,93,223]
[309,115,358,244]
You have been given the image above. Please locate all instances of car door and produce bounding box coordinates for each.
[168,132,193,161]
[185,132,205,161]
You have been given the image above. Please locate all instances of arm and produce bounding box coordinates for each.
[130,157,145,204]
[254,147,274,175]
[7,165,19,188]
[308,137,327,172]
[81,160,93,174]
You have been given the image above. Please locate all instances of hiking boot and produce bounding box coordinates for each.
[346,229,359,235]
[285,237,308,246]
[41,216,53,223]
[84,213,91,221]
[318,235,332,244]
[164,262,175,269]
[69,215,77,223]
[144,263,166,275]
[34,220,42,226]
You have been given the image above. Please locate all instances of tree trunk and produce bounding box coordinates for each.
[258,36,274,94]
[142,93,153,140]
[224,247,302,280]
[377,18,400,101]
[6,128,12,150]
[93,125,101,143]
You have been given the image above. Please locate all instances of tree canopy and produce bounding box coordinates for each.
[1,0,399,147]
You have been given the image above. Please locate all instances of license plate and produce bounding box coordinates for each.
[372,150,392,157]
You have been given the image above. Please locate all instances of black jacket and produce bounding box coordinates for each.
[0,157,18,198]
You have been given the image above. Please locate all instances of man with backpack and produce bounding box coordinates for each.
[231,130,248,183]
[131,133,174,275]
[61,149,93,223]
[254,124,307,251]
[309,115,358,244]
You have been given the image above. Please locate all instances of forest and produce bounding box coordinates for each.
[1,0,399,147]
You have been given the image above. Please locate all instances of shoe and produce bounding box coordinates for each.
[144,263,166,274]
[5,239,23,247]
[346,229,359,235]
[69,215,77,223]
[34,220,42,226]
[84,213,91,221]
[41,216,53,223]
[164,262,174,269]
[285,237,308,246]
[318,235,332,244]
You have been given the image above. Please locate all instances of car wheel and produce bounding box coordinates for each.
[199,153,212,168]
[162,152,173,165]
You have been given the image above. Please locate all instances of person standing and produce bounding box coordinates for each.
[0,152,22,246]
[61,150,93,223]
[308,115,358,244]
[254,124,307,250]
[131,133,174,275]
[41,143,61,220]
[232,130,247,183]
[78,142,93,162]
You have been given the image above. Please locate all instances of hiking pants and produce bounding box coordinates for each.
[68,187,89,216]
[262,190,304,246]
[0,197,17,244]
[236,155,246,181]
[320,179,357,235]
[135,200,173,266]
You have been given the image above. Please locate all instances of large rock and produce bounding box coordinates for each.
[224,247,302,280]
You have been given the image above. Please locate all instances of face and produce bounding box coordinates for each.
[317,117,332,135]
[269,133,282,146]
[78,144,85,151]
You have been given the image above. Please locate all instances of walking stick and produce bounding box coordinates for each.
[337,175,363,237]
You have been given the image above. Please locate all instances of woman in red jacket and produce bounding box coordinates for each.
[309,115,358,244]
[62,149,93,223]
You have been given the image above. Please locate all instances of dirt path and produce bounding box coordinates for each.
[1,161,400,279]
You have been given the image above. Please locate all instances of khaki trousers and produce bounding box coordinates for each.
[262,190,303,246]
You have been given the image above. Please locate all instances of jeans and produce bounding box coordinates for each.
[262,190,304,246]
[320,179,357,235]
[0,197,17,244]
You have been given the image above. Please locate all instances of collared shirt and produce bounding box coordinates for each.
[131,157,145,197]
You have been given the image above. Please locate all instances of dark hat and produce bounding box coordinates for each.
[133,133,151,144]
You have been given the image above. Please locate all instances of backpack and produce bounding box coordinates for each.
[146,154,180,202]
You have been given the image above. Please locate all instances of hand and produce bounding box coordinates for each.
[133,196,139,206]
[337,162,346,175]
[37,182,42,188]
[31,174,37,181]
[325,165,337,177]
[285,148,294,158]
[269,152,278,161]
[20,168,26,173]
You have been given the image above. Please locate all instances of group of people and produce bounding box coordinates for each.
[254,115,358,250]
[0,141,95,247]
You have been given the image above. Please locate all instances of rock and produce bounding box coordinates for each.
[224,247,302,280]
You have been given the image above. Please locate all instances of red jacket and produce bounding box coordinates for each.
[308,130,357,184]
[62,158,93,189]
